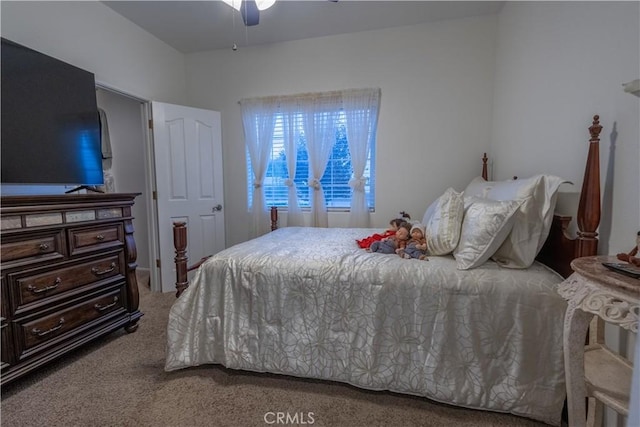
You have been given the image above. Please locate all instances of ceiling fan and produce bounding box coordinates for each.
[222,0,276,26]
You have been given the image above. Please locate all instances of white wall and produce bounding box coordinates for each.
[1,1,187,104]
[491,1,639,257]
[185,15,499,246]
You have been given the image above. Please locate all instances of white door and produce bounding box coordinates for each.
[151,101,225,293]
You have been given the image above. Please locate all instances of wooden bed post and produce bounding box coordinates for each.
[172,209,279,298]
[576,115,602,257]
[536,115,601,278]
[481,152,488,181]
[173,222,189,298]
[270,206,278,231]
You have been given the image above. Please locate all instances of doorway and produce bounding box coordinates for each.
[95,86,151,282]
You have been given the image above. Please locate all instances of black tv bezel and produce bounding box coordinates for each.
[1,37,104,187]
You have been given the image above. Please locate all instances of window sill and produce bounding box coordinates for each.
[269,207,375,213]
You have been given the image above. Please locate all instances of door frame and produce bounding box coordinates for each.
[142,102,161,293]
[95,81,162,292]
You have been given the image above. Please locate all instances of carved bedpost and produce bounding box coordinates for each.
[270,206,278,231]
[536,115,603,277]
[123,213,140,332]
[171,210,279,298]
[576,115,602,257]
[481,153,488,181]
[173,222,189,298]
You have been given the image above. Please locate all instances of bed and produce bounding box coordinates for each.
[164,115,603,425]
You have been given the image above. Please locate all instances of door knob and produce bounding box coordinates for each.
[212,204,223,212]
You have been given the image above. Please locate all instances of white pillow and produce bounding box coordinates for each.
[425,188,464,255]
[463,175,567,268]
[463,176,492,199]
[422,198,438,227]
[453,197,522,270]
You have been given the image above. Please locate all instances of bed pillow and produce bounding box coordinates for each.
[453,197,522,270]
[422,198,438,227]
[425,188,464,255]
[463,174,567,268]
[463,176,492,199]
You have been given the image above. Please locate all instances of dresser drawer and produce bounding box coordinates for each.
[68,224,124,256]
[14,286,125,360]
[1,322,12,369]
[0,231,65,268]
[10,253,125,314]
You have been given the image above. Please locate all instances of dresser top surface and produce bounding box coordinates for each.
[1,193,140,208]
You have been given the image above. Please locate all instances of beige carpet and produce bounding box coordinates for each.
[1,272,547,427]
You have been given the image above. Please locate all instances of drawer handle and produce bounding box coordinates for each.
[38,243,50,251]
[31,318,65,337]
[27,277,62,294]
[95,234,105,241]
[94,296,119,312]
[91,262,117,276]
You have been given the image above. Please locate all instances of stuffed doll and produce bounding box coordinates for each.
[616,231,640,267]
[357,212,411,249]
[369,223,411,254]
[397,224,428,260]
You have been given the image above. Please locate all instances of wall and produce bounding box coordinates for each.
[1,1,187,104]
[95,89,150,271]
[491,1,639,256]
[184,15,499,246]
[491,3,639,426]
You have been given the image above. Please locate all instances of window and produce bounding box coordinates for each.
[242,88,380,231]
[247,111,375,211]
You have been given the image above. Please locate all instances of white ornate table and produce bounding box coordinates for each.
[558,256,639,427]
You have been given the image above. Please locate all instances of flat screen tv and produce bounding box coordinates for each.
[1,38,103,188]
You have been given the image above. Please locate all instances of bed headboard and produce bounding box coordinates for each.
[536,115,601,277]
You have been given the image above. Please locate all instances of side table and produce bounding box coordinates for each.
[558,256,639,427]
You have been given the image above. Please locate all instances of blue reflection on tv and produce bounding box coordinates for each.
[77,129,103,184]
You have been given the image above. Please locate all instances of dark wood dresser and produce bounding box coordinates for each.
[0,193,143,385]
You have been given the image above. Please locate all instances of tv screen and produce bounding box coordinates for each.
[1,38,103,186]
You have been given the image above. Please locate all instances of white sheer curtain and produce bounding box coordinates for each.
[241,88,380,230]
[302,94,341,227]
[240,98,277,237]
[281,105,304,226]
[343,88,381,227]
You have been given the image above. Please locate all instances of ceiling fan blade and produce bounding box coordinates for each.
[241,0,260,26]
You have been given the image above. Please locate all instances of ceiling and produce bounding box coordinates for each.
[102,1,505,53]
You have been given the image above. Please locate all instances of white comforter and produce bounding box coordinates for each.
[165,227,567,425]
